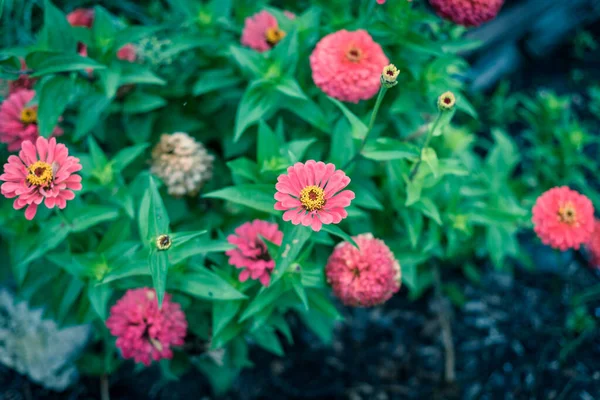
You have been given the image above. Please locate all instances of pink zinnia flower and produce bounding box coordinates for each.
[0,137,82,220]
[8,59,35,95]
[376,0,386,4]
[226,219,283,286]
[310,29,389,103]
[106,288,187,366]
[67,8,95,28]
[274,160,355,232]
[117,44,137,62]
[585,219,600,268]
[532,186,595,251]
[0,90,63,152]
[241,10,287,53]
[429,0,504,27]
[325,233,401,307]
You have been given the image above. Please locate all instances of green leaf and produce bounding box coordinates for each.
[87,136,109,168]
[432,109,456,137]
[362,138,419,161]
[74,94,112,140]
[412,198,442,225]
[149,249,169,307]
[113,25,167,50]
[229,45,265,78]
[307,289,342,320]
[170,231,208,247]
[20,218,71,267]
[212,300,243,338]
[227,158,260,182]
[405,178,422,206]
[37,75,74,138]
[169,239,235,265]
[119,65,166,86]
[123,92,167,114]
[421,147,439,177]
[327,97,368,139]
[173,267,247,300]
[88,282,112,320]
[92,6,118,49]
[239,282,287,322]
[251,327,284,356]
[234,80,277,142]
[329,118,355,167]
[204,184,277,215]
[39,0,76,53]
[320,225,358,248]
[112,144,149,171]
[144,175,170,242]
[275,77,306,100]
[270,224,312,285]
[192,68,242,96]
[271,27,298,76]
[58,278,84,322]
[29,54,105,77]
[281,97,329,132]
[65,205,120,232]
[288,272,309,310]
[257,121,282,167]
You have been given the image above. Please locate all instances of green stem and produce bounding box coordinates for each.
[342,86,388,170]
[55,208,71,228]
[409,111,443,181]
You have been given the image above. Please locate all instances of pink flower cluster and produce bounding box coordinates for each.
[429,0,504,27]
[106,288,187,366]
[532,186,595,251]
[309,30,389,103]
[325,234,401,307]
[226,219,283,286]
[586,220,600,268]
[0,137,82,220]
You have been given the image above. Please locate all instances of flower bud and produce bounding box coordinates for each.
[438,91,456,111]
[156,234,172,251]
[380,64,400,88]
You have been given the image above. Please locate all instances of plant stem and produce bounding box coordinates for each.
[433,266,456,384]
[55,208,72,228]
[100,374,111,400]
[409,111,442,181]
[342,86,388,170]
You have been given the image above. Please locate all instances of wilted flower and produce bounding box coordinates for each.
[106,288,187,366]
[151,132,214,197]
[241,10,288,52]
[0,90,63,152]
[274,160,355,232]
[532,186,595,251]
[585,219,600,268]
[381,64,400,88]
[310,30,389,103]
[226,219,283,286]
[8,59,35,95]
[438,91,456,111]
[66,8,94,27]
[0,137,82,220]
[429,0,504,27]
[326,233,401,307]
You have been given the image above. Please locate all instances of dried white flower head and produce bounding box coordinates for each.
[151,132,214,197]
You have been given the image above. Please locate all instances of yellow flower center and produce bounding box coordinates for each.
[558,202,577,225]
[20,106,37,125]
[265,27,286,46]
[346,46,363,62]
[300,185,325,211]
[26,161,53,187]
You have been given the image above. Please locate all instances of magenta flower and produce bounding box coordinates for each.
[67,8,94,27]
[8,59,36,95]
[326,233,401,307]
[117,44,137,62]
[310,29,389,103]
[0,137,82,220]
[0,90,63,152]
[274,161,355,232]
[241,10,287,52]
[106,288,187,366]
[226,219,283,286]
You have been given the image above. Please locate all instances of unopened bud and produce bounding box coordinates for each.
[381,64,400,88]
[438,91,456,111]
[156,234,172,251]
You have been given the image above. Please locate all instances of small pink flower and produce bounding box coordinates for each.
[226,219,283,286]
[532,186,595,251]
[310,29,389,103]
[429,0,504,27]
[586,219,600,268]
[326,233,401,307]
[67,8,95,28]
[241,10,287,52]
[0,90,63,152]
[0,137,82,220]
[117,44,137,62]
[106,288,187,366]
[274,160,355,232]
[376,0,386,4]
[8,59,36,95]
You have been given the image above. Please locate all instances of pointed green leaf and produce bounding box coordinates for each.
[421,147,439,177]
[327,97,367,139]
[88,282,112,320]
[212,300,243,337]
[204,184,278,214]
[320,225,358,248]
[37,75,74,137]
[149,249,169,307]
[172,267,247,300]
[112,144,149,171]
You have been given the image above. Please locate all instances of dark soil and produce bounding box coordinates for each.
[2,260,600,400]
